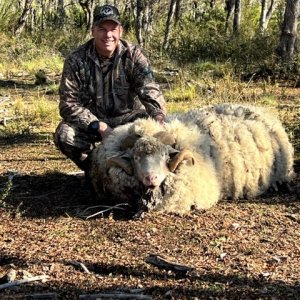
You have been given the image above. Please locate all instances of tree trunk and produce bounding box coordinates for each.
[276,0,300,62]
[233,0,241,34]
[225,0,235,34]
[142,0,155,35]
[259,0,276,34]
[174,0,182,24]
[163,0,176,50]
[41,0,45,31]
[57,0,66,29]
[79,0,96,32]
[210,0,216,8]
[134,0,145,45]
[14,0,34,36]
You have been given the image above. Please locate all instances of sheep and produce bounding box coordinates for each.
[89,103,294,215]
[89,118,221,215]
[168,103,294,199]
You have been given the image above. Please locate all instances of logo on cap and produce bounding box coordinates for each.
[93,5,121,25]
[101,6,113,16]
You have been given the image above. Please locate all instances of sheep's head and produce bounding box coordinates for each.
[107,131,195,189]
[131,136,176,188]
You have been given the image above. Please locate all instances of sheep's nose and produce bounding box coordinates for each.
[143,174,159,187]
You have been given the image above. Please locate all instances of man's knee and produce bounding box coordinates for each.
[54,121,71,150]
[53,121,93,170]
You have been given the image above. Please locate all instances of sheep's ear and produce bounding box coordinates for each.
[168,149,195,173]
[153,131,176,147]
[107,155,133,175]
[120,134,141,150]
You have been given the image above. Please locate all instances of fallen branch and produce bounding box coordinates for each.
[79,293,152,299]
[24,293,57,299]
[0,275,49,290]
[145,254,194,274]
[0,96,10,105]
[0,116,22,126]
[68,261,91,274]
[78,203,129,219]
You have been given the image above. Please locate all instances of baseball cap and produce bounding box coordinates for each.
[93,5,121,26]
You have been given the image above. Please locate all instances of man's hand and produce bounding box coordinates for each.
[98,121,113,139]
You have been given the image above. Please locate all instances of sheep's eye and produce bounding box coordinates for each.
[134,155,140,162]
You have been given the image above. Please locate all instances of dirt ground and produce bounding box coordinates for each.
[0,81,300,300]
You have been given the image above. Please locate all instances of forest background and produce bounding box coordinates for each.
[1,0,300,76]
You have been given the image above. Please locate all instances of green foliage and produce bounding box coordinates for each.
[0,33,64,76]
[0,0,19,33]
[163,7,229,62]
[142,2,294,80]
[0,0,298,82]
[161,11,279,76]
[165,82,197,102]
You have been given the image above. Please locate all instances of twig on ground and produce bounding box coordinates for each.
[0,96,10,105]
[145,254,195,275]
[67,261,91,274]
[78,203,129,219]
[0,116,22,126]
[0,275,49,290]
[79,293,152,299]
[24,293,58,299]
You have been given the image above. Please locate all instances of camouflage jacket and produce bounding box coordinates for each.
[59,38,166,129]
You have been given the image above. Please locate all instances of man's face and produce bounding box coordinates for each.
[92,20,123,58]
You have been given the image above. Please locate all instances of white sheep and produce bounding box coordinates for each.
[169,103,294,199]
[89,118,221,214]
[89,103,294,215]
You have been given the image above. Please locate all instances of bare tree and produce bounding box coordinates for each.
[41,0,45,31]
[14,0,34,35]
[163,0,176,50]
[133,0,145,45]
[57,0,66,28]
[225,0,235,34]
[79,0,96,32]
[225,0,241,35]
[233,0,241,34]
[142,0,156,35]
[259,0,277,34]
[276,0,300,62]
[131,0,156,46]
[174,0,182,24]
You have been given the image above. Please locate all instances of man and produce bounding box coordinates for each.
[54,4,166,171]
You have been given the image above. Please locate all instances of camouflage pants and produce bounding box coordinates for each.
[54,110,149,170]
[54,121,100,171]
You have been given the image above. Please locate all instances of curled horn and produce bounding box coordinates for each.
[168,149,195,173]
[153,131,176,147]
[107,156,133,175]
